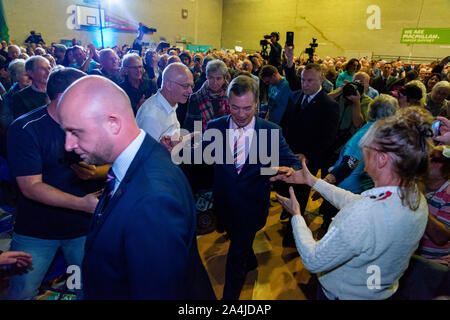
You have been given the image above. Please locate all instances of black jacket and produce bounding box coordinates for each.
[281,90,340,171]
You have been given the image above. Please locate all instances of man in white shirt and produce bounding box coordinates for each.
[136,62,193,143]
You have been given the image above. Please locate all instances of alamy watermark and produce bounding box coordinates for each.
[170,121,280,175]
[366,265,381,290]
[66,265,81,290]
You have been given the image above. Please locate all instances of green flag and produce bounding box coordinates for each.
[0,0,9,42]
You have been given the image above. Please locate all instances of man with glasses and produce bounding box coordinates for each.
[119,53,157,115]
[136,62,193,143]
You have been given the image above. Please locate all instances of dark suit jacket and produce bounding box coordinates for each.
[82,135,215,300]
[204,116,301,233]
[281,89,339,171]
[370,76,400,94]
[89,68,121,84]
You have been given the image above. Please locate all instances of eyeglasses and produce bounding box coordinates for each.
[126,65,144,70]
[169,80,194,90]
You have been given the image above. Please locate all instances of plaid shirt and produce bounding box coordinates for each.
[187,81,230,132]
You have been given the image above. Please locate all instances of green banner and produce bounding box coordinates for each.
[0,0,9,42]
[400,28,450,45]
[187,44,212,53]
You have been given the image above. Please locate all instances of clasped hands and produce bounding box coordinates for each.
[270,158,318,217]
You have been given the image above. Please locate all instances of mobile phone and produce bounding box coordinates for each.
[432,120,441,137]
[286,31,294,47]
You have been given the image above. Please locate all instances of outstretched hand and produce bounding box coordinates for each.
[276,186,301,216]
[270,158,317,186]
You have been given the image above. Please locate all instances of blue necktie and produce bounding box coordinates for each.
[301,95,310,109]
[102,168,116,211]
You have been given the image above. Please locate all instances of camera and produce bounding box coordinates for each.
[138,23,157,34]
[342,81,364,99]
[156,42,171,52]
[305,38,318,63]
[263,35,272,39]
[260,39,269,46]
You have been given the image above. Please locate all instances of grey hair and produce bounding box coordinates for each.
[227,75,259,104]
[98,48,116,63]
[7,44,20,52]
[359,107,434,211]
[8,59,26,82]
[432,80,450,91]
[121,53,141,68]
[24,55,48,72]
[206,59,228,77]
[202,55,215,69]
[367,94,399,122]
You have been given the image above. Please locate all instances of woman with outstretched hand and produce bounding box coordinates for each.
[271,107,433,300]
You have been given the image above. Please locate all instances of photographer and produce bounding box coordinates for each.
[264,32,282,73]
[132,23,156,55]
[326,73,373,169]
[25,31,44,45]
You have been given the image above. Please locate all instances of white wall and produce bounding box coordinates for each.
[3,0,223,49]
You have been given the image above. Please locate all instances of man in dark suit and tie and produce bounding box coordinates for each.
[279,63,340,245]
[370,62,401,94]
[57,75,215,299]
[169,75,301,299]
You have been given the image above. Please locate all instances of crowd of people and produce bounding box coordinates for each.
[0,32,448,300]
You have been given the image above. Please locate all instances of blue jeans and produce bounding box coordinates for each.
[6,233,86,300]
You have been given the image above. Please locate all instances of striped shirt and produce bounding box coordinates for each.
[419,181,450,264]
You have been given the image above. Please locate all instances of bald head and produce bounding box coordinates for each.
[353,71,370,92]
[167,55,181,66]
[57,76,140,165]
[160,62,194,105]
[99,48,119,73]
[162,62,191,84]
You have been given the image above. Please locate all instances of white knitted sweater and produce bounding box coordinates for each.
[292,179,428,300]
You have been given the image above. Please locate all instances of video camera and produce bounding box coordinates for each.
[305,38,318,63]
[259,35,273,60]
[260,35,272,47]
[156,41,171,52]
[138,23,157,34]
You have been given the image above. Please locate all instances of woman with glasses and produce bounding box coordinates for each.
[183,59,230,133]
[272,107,433,299]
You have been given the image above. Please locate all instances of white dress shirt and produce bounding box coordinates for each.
[228,116,256,163]
[136,90,180,142]
[110,129,146,195]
